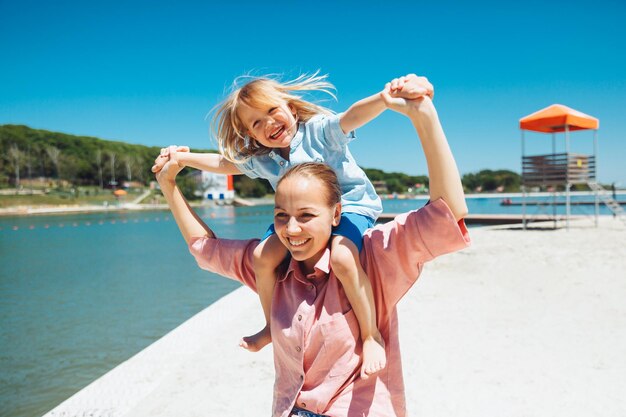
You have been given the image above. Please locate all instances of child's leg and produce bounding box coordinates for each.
[239,233,288,352]
[330,236,386,379]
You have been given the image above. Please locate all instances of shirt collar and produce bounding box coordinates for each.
[279,246,331,282]
[288,122,304,150]
[267,123,302,162]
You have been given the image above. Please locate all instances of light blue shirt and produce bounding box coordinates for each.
[238,113,382,220]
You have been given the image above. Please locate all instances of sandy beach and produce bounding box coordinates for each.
[44,216,626,417]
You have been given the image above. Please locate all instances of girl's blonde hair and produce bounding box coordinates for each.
[211,71,336,163]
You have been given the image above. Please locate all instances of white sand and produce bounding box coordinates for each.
[45,216,626,417]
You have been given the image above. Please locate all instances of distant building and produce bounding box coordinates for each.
[188,171,235,202]
[409,183,428,194]
[372,180,388,194]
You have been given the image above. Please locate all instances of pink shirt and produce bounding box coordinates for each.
[189,198,470,417]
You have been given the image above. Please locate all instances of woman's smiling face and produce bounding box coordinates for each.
[274,175,341,274]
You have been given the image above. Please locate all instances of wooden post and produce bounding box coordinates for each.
[594,130,599,227]
[521,129,526,230]
[565,125,571,231]
[552,132,556,229]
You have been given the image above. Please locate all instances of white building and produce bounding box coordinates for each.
[189,171,235,203]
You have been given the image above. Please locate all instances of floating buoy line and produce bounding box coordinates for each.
[1,216,171,232]
[0,209,274,232]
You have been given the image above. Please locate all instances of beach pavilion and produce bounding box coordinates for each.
[519,104,606,230]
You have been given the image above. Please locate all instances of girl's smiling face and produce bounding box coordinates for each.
[238,101,298,150]
[274,175,341,274]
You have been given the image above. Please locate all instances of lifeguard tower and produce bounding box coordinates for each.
[519,104,623,229]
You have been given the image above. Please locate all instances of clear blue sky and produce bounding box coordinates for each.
[2,0,625,184]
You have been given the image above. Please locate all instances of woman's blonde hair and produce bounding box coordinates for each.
[210,71,336,163]
[277,162,341,207]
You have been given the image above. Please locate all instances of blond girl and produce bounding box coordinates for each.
[153,73,431,378]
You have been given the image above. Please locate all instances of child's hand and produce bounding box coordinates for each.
[380,74,435,117]
[385,74,434,100]
[151,145,190,173]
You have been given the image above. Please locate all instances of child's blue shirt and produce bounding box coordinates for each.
[238,113,382,220]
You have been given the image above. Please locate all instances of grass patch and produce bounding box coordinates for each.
[0,187,148,208]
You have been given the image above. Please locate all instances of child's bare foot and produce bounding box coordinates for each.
[239,325,272,352]
[360,334,386,379]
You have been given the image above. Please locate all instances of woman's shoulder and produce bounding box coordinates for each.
[364,199,470,258]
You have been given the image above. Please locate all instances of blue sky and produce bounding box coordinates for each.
[1,0,625,184]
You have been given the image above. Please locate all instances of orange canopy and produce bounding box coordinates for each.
[113,189,127,196]
[519,104,599,133]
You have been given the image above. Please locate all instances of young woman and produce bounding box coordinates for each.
[153,76,469,417]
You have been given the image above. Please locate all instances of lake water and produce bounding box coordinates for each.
[0,195,622,417]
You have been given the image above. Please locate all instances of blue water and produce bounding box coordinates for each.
[383,194,624,217]
[0,206,272,417]
[0,195,621,417]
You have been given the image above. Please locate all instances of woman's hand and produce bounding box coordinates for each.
[154,157,185,185]
[386,74,433,100]
[152,146,215,243]
[383,75,468,220]
[380,74,435,117]
[151,145,190,174]
[380,91,435,118]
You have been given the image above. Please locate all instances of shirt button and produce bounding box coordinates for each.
[301,402,306,408]
[279,161,285,166]
[297,314,302,321]
[295,346,301,352]
[269,151,275,157]
[308,285,314,291]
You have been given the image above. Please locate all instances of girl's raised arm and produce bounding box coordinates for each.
[151,146,243,176]
[381,80,468,221]
[178,152,243,175]
[155,156,215,244]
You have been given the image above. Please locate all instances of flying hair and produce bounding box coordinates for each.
[209,71,337,163]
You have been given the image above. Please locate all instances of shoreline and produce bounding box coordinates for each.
[0,201,225,217]
[0,203,171,217]
[42,217,626,417]
[2,191,624,218]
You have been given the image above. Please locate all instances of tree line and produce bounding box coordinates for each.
[1,124,160,188]
[1,124,524,197]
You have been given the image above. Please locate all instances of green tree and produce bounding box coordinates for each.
[235,176,270,198]
[176,175,202,201]
[0,125,172,188]
[385,178,405,193]
[462,169,521,192]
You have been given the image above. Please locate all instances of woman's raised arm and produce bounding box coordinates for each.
[155,156,215,244]
[381,78,468,221]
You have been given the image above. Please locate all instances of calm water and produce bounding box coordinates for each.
[0,195,621,417]
[383,194,624,217]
